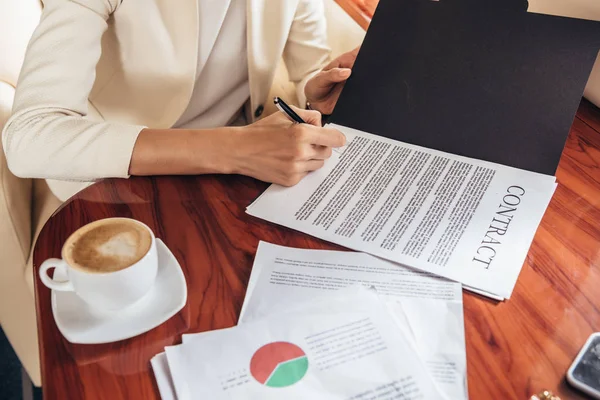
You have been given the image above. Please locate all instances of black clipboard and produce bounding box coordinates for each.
[330,0,600,175]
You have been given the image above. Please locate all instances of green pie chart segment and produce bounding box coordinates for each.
[265,356,309,388]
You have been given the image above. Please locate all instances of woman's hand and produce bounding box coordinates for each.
[304,47,360,115]
[130,107,344,184]
[229,107,346,186]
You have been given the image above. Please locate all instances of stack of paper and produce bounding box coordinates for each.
[152,242,468,400]
[247,124,558,300]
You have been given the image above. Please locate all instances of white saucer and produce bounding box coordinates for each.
[52,239,187,344]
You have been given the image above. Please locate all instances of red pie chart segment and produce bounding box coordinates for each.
[249,342,307,384]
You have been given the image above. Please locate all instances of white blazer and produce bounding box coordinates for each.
[2,0,330,185]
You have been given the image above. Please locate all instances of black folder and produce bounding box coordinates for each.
[330,0,600,175]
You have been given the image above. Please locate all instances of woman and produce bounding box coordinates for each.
[2,0,358,199]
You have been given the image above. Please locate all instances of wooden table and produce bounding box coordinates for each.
[334,0,378,30]
[33,100,600,399]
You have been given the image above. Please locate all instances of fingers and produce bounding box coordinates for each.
[292,145,333,161]
[304,126,346,148]
[290,124,346,148]
[323,68,352,84]
[342,47,360,67]
[312,68,352,89]
[278,158,326,186]
[278,172,307,187]
[292,106,322,127]
[303,159,326,172]
[323,47,361,71]
[310,145,333,160]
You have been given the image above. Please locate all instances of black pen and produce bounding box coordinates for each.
[273,97,306,124]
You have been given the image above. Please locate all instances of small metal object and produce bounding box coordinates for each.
[530,389,561,400]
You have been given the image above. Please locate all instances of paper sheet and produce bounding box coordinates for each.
[247,124,557,299]
[239,241,467,400]
[151,352,176,400]
[153,328,237,400]
[165,287,444,400]
[181,327,233,344]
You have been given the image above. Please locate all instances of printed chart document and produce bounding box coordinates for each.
[164,287,443,400]
[247,124,557,299]
[240,241,467,400]
[152,328,234,400]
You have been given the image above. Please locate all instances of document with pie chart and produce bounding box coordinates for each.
[164,287,444,400]
[239,241,467,400]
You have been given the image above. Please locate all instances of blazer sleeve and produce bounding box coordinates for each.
[282,0,332,107]
[1,0,146,181]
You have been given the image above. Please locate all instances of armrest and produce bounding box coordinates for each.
[0,80,33,268]
[327,0,368,56]
[0,81,14,130]
[584,54,600,108]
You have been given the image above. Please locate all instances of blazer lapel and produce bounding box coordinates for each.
[196,0,233,78]
[149,0,199,128]
[246,0,278,121]
[246,0,298,121]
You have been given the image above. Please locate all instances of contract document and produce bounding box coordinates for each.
[239,241,467,400]
[162,287,444,400]
[247,124,557,299]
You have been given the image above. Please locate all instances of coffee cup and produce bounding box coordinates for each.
[39,218,158,311]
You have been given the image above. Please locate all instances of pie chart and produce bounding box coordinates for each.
[249,341,309,388]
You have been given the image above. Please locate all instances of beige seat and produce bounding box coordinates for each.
[0,0,365,387]
[0,0,63,387]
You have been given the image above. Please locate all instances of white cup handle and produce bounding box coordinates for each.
[39,258,74,291]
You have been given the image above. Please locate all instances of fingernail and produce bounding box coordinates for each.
[340,69,352,78]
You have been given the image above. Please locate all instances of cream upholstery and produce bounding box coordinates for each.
[585,55,600,107]
[0,0,63,387]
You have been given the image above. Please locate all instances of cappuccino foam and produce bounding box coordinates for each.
[65,219,152,273]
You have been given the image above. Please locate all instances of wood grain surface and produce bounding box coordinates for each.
[32,100,600,399]
[334,0,376,30]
